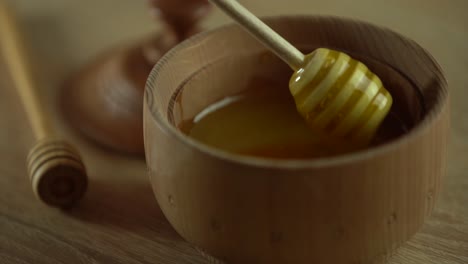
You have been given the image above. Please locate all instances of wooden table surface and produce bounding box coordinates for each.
[1,0,467,263]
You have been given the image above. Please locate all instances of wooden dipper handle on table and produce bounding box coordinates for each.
[0,1,87,208]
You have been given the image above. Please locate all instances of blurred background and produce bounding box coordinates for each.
[7,0,466,132]
[10,0,467,74]
[9,0,467,82]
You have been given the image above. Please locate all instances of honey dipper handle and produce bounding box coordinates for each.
[0,1,87,208]
[0,1,51,140]
[209,0,305,70]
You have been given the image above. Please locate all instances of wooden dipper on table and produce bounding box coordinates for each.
[0,1,87,208]
[209,0,393,144]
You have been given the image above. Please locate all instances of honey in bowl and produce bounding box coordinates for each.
[178,67,409,159]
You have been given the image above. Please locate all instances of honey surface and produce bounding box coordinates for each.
[179,80,407,159]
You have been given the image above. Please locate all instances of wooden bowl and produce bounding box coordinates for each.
[143,16,449,264]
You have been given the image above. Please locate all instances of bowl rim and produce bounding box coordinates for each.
[144,15,448,170]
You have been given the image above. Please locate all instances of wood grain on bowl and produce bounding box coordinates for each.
[144,16,449,264]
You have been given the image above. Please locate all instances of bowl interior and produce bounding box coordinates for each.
[145,16,446,164]
[169,48,424,148]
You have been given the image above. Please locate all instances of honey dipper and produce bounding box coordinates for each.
[209,0,393,144]
[0,2,87,207]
